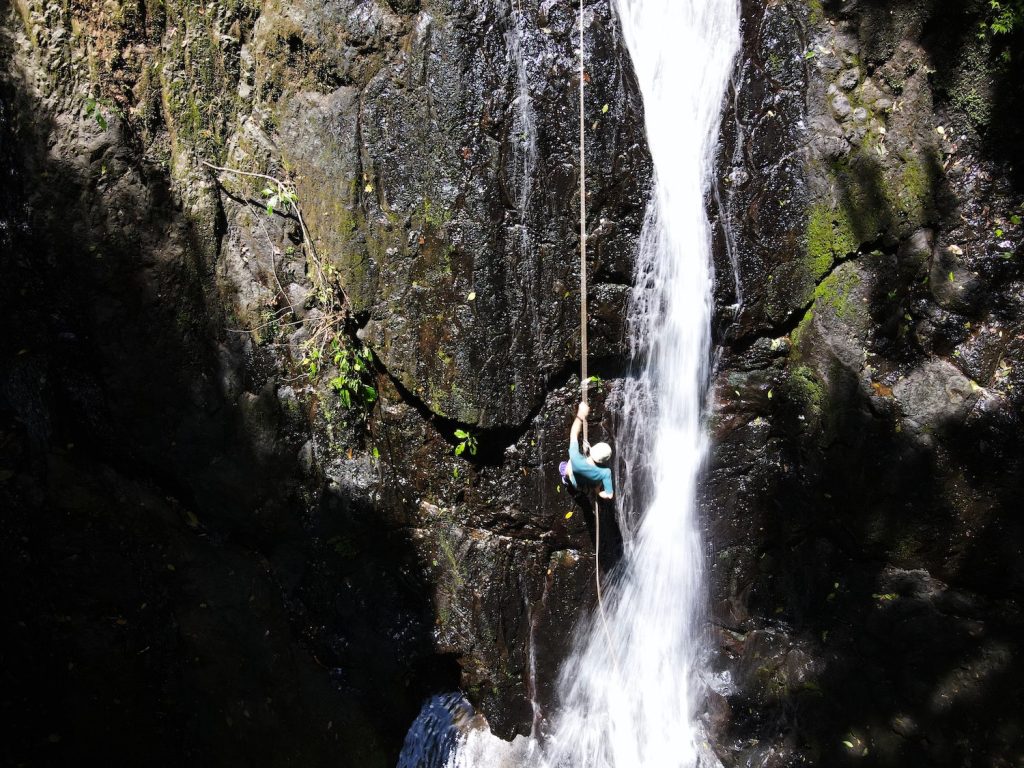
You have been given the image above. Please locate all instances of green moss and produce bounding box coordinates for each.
[790,308,814,350]
[944,38,995,128]
[813,267,862,320]
[805,203,857,279]
[159,1,239,158]
[806,0,825,25]
[895,156,933,221]
[417,196,452,232]
[296,174,382,311]
[790,364,825,410]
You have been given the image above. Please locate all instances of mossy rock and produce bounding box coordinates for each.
[805,201,858,280]
[812,263,863,321]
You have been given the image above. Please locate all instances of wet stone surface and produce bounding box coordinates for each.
[3,0,1024,764]
[707,0,1024,765]
[0,0,647,760]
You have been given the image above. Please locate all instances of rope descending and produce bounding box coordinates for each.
[578,0,620,677]
[578,0,589,445]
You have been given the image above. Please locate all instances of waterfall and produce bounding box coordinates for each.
[407,1,740,765]
[544,1,741,765]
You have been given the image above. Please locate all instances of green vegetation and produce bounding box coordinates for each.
[813,267,862,320]
[261,182,297,216]
[325,337,377,409]
[83,96,108,130]
[985,0,1024,36]
[896,157,931,221]
[805,203,857,279]
[453,429,478,457]
[790,364,825,411]
[806,0,825,25]
[204,161,378,446]
[300,332,378,413]
[419,197,452,230]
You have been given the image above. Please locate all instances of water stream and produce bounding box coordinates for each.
[399,1,740,765]
[543,1,741,765]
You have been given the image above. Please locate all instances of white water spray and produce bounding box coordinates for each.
[547,2,741,766]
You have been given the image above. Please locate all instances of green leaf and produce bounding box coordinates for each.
[948,271,955,283]
[1011,214,1022,225]
[95,112,108,131]
[339,389,352,408]
[455,442,466,456]
[995,228,1004,237]
[469,443,477,456]
[842,740,854,749]
[601,103,609,113]
[364,386,377,403]
[454,429,469,439]
[372,447,380,460]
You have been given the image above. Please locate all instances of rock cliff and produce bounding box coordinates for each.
[1,0,646,763]
[1,0,1022,765]
[707,0,1024,765]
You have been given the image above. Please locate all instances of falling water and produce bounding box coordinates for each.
[505,4,538,218]
[544,2,741,765]
[413,1,741,765]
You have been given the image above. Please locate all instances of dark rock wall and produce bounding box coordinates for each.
[4,0,1023,764]
[707,1,1024,765]
[0,0,647,762]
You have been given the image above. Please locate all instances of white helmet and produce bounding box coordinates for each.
[589,442,612,464]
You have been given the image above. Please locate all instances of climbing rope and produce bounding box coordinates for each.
[578,0,621,677]
[578,0,589,440]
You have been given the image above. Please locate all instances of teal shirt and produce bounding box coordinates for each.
[568,440,613,496]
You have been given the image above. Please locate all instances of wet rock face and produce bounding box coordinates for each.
[245,0,647,428]
[1,0,647,758]
[708,1,1024,765]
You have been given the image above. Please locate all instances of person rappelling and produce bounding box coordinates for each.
[559,400,614,499]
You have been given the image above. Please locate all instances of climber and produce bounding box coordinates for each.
[559,401,614,499]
